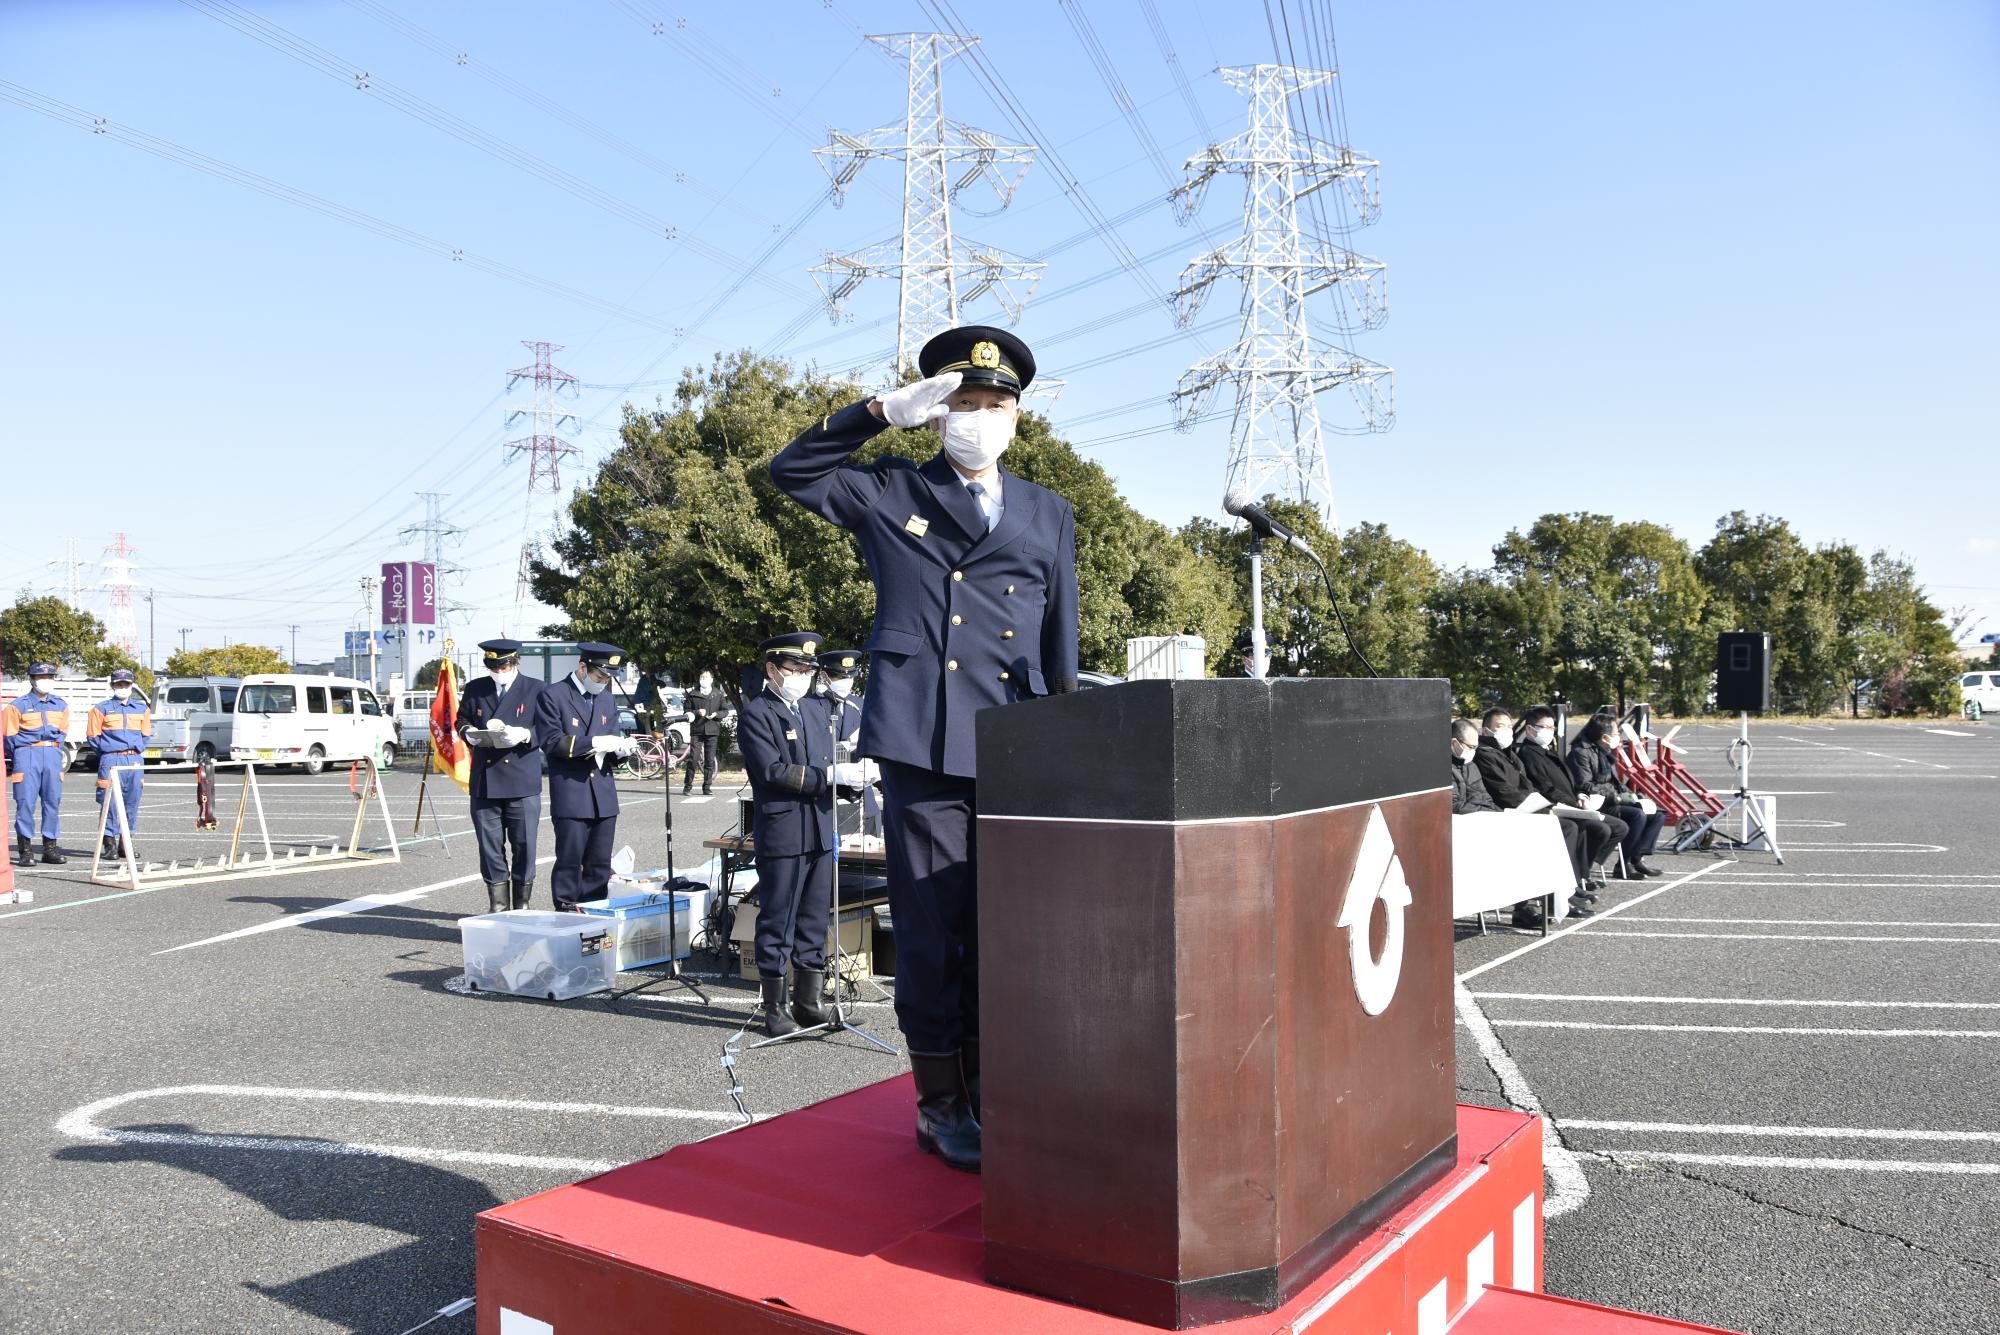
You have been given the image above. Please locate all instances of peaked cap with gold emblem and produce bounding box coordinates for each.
[917,324,1035,394]
[758,632,821,666]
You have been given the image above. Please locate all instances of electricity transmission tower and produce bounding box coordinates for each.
[812,32,1044,377]
[504,340,579,623]
[1170,64,1392,532]
[400,491,468,625]
[100,533,141,660]
[48,538,88,608]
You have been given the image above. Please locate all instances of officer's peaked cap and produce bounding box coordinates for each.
[919,325,1034,394]
[759,632,821,666]
[819,648,864,677]
[109,669,137,685]
[577,642,625,669]
[479,638,523,663]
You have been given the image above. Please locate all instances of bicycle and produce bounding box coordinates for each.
[618,720,692,781]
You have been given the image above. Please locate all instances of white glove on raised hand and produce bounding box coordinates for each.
[832,762,868,788]
[876,371,962,429]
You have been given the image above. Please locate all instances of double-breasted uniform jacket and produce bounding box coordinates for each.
[533,674,622,819]
[738,688,835,857]
[770,400,1080,779]
[457,673,546,801]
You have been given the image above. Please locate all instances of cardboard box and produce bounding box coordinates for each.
[730,899,871,982]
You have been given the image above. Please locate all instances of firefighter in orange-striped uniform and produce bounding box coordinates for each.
[4,663,71,866]
[88,668,151,862]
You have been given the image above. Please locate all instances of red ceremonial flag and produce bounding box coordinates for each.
[430,656,471,792]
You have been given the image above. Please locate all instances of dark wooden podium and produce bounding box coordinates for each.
[974,678,1457,1329]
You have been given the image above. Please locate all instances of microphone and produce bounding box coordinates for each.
[1223,489,1316,558]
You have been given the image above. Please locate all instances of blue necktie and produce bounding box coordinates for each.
[967,481,996,532]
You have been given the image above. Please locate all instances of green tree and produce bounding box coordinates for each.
[164,644,289,679]
[0,595,151,690]
[1421,568,1528,714]
[533,350,1225,690]
[1858,552,1961,716]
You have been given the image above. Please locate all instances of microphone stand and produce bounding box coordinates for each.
[604,677,706,1009]
[1247,533,1270,678]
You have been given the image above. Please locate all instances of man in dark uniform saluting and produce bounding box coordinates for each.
[458,638,546,912]
[534,643,636,910]
[772,325,1079,1173]
[738,634,877,1037]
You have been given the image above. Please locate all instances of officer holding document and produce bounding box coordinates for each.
[459,638,546,912]
[534,643,636,910]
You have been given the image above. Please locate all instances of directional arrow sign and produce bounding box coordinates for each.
[1335,804,1414,1017]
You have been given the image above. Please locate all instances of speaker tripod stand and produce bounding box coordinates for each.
[1672,711,1784,862]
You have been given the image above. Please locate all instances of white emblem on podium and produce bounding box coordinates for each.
[1336,804,1413,1017]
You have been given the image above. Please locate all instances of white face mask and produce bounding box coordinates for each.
[577,671,606,696]
[773,672,810,704]
[489,668,518,690]
[1489,727,1513,750]
[1530,725,1555,749]
[940,409,1013,474]
[31,679,53,695]
[112,687,132,702]
[828,677,853,700]
[697,677,712,692]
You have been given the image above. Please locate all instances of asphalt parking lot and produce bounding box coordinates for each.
[3,722,1997,1333]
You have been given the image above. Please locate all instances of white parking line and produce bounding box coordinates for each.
[1597,1150,2000,1176]
[1925,730,1977,737]
[1757,736,1949,768]
[57,1083,745,1175]
[1453,982,1589,1221]
[1559,1119,2000,1143]
[1471,992,2000,1010]
[1488,1019,2000,1038]
[1454,861,1730,985]
[1578,930,1999,944]
[1620,916,2000,929]
[151,857,555,955]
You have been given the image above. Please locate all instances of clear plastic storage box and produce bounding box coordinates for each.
[459,910,617,1000]
[576,891,694,971]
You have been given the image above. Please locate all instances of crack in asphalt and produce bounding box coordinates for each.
[1596,1154,2000,1282]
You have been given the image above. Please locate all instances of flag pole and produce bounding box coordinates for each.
[413,638,456,837]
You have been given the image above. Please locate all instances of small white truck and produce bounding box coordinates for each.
[0,676,128,770]
[150,677,241,765]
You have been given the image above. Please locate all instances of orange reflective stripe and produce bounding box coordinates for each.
[134,711,152,734]
[88,707,107,738]
[2,707,17,737]
[47,709,68,730]
[16,710,41,729]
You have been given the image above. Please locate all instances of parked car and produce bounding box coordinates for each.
[1959,672,2000,716]
[232,674,398,774]
[150,677,240,765]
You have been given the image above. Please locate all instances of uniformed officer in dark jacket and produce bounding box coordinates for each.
[681,668,728,796]
[771,325,1080,1174]
[533,643,636,910]
[458,638,546,912]
[738,634,871,1036]
[816,649,865,747]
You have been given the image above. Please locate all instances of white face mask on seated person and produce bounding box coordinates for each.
[1528,724,1556,749]
[1488,726,1513,750]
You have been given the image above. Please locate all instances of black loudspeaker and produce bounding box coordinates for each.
[1715,632,1772,713]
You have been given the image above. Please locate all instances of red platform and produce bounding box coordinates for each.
[477,1078,1741,1334]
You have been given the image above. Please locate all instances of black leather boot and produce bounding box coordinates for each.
[910,1051,981,1172]
[41,838,66,866]
[15,836,34,867]
[485,882,509,913]
[761,976,799,1038]
[102,834,121,861]
[960,1038,981,1124]
[510,880,533,910]
[791,967,828,1027]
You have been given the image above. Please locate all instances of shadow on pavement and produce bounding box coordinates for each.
[57,1124,494,1332]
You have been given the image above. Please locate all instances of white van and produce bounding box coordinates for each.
[231,674,398,774]
[1959,671,2000,717]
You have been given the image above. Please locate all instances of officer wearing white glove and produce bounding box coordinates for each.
[872,371,962,429]
[534,642,630,909]
[459,637,547,911]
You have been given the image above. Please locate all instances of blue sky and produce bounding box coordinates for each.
[5,1,1996,670]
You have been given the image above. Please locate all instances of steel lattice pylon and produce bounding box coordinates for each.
[504,340,580,621]
[814,33,1044,377]
[1171,64,1393,534]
